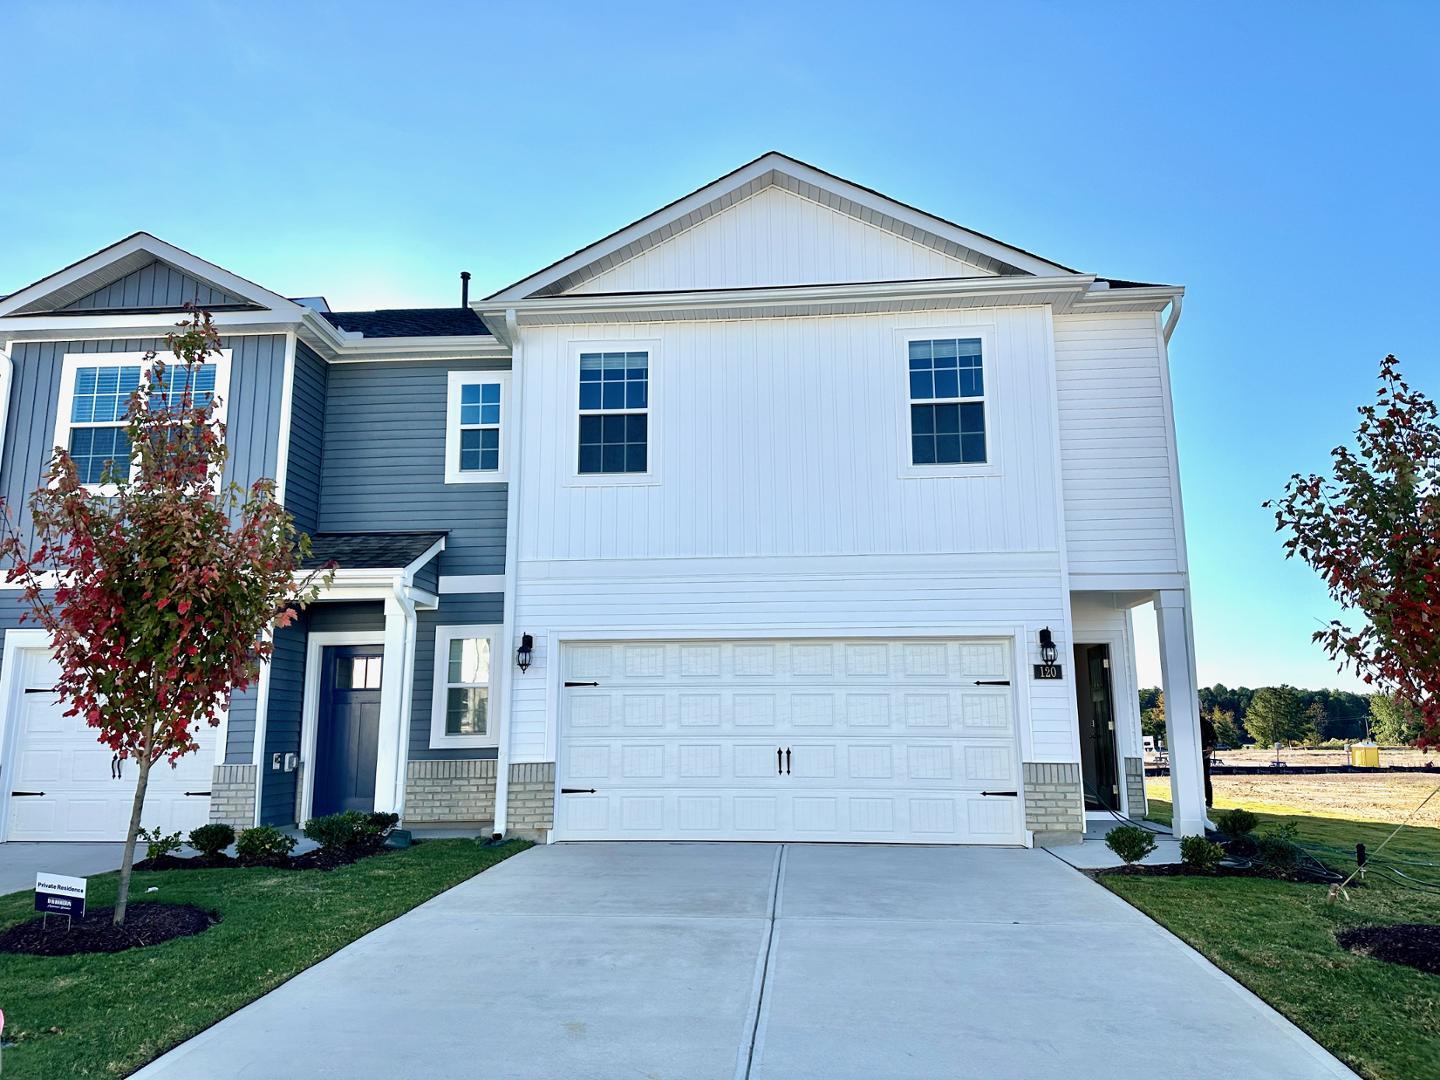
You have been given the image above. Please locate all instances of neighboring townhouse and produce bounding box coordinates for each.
[0,152,1209,849]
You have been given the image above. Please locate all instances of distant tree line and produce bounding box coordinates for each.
[1137,685,1384,748]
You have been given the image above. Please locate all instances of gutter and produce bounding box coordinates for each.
[1162,293,1184,343]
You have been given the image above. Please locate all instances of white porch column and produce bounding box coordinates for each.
[1155,589,1207,837]
[374,589,418,815]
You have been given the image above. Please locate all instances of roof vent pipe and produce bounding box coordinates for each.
[460,271,471,309]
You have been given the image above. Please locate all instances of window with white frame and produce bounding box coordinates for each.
[430,624,500,747]
[578,351,648,474]
[907,337,987,465]
[55,352,229,488]
[445,370,508,483]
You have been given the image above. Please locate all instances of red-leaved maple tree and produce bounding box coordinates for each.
[1267,354,1439,746]
[0,311,328,924]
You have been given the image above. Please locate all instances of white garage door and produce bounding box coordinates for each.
[554,638,1024,844]
[6,648,218,841]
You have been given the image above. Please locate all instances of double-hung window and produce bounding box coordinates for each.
[445,370,508,483]
[907,337,987,466]
[577,351,648,474]
[429,624,500,748]
[56,351,230,491]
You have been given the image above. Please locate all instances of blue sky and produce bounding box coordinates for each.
[1,2,1434,691]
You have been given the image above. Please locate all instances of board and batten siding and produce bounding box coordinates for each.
[567,185,996,295]
[510,553,1078,766]
[318,359,509,576]
[1053,312,1183,576]
[515,309,1064,562]
[0,336,287,546]
[61,260,244,310]
[284,342,328,535]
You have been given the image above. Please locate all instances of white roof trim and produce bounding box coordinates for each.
[485,152,1077,302]
[0,232,306,319]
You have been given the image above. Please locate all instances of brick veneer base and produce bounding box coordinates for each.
[1022,761,1084,845]
[402,759,555,840]
[1123,756,1147,819]
[209,764,257,828]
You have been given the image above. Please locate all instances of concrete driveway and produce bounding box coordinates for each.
[134,843,1352,1080]
[0,842,124,895]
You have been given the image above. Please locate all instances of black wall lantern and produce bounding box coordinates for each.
[1038,626,1058,665]
[516,633,534,673]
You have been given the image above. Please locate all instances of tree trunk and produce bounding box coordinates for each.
[113,730,155,927]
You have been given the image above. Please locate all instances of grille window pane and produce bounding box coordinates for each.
[907,339,985,465]
[578,351,649,474]
[455,381,502,473]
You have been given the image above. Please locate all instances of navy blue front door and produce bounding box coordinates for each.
[313,646,384,817]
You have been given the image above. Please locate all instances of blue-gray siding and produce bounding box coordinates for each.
[285,342,327,536]
[257,616,307,825]
[318,360,508,576]
[62,260,244,310]
[0,336,287,549]
[410,593,504,761]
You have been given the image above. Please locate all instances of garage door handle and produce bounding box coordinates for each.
[777,747,783,775]
[980,790,1018,797]
[975,680,1011,686]
[11,790,44,797]
[785,747,791,775]
[564,681,599,688]
[561,788,597,795]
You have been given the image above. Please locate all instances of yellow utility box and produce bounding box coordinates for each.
[1349,741,1381,768]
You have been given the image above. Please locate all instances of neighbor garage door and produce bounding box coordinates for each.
[6,648,218,841]
[554,638,1024,844]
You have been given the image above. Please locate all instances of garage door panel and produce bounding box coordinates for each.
[6,648,218,842]
[556,637,1025,845]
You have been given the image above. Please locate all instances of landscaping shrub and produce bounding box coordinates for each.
[1105,825,1157,865]
[1180,835,1225,872]
[235,825,297,865]
[188,823,236,858]
[1254,822,1303,875]
[1215,808,1259,839]
[139,826,183,861]
[302,810,397,859]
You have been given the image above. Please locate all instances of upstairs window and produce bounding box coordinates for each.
[907,338,986,466]
[578,351,648,474]
[56,352,230,490]
[445,371,508,483]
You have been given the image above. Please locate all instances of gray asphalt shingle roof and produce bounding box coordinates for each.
[302,531,446,570]
[319,308,489,338]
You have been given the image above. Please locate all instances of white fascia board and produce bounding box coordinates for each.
[485,153,1077,301]
[0,232,306,319]
[401,538,446,586]
[479,275,1095,325]
[294,312,506,364]
[1069,285,1185,314]
[0,310,306,345]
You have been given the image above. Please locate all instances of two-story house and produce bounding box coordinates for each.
[0,153,1208,849]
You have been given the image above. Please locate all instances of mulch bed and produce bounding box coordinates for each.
[0,903,216,956]
[1097,862,1256,878]
[134,845,395,873]
[133,853,236,872]
[1336,924,1440,976]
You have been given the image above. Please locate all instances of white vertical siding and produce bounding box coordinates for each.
[1053,312,1182,576]
[515,308,1063,561]
[567,186,994,294]
[509,554,1077,765]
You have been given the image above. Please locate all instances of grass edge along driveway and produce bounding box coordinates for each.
[1106,799,1440,1080]
[0,838,530,1079]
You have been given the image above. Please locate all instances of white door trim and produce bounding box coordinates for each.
[298,631,386,825]
[1075,634,1130,818]
[0,629,51,841]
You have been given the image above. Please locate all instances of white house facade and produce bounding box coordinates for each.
[0,152,1207,848]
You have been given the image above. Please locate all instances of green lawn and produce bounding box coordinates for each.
[1104,799,1440,1080]
[0,838,530,1079]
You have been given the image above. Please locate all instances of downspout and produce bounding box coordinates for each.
[0,347,11,469]
[492,307,523,837]
[1162,294,1184,344]
[390,578,418,815]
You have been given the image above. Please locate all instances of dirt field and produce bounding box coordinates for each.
[1204,746,1437,768]
[1146,771,1440,829]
